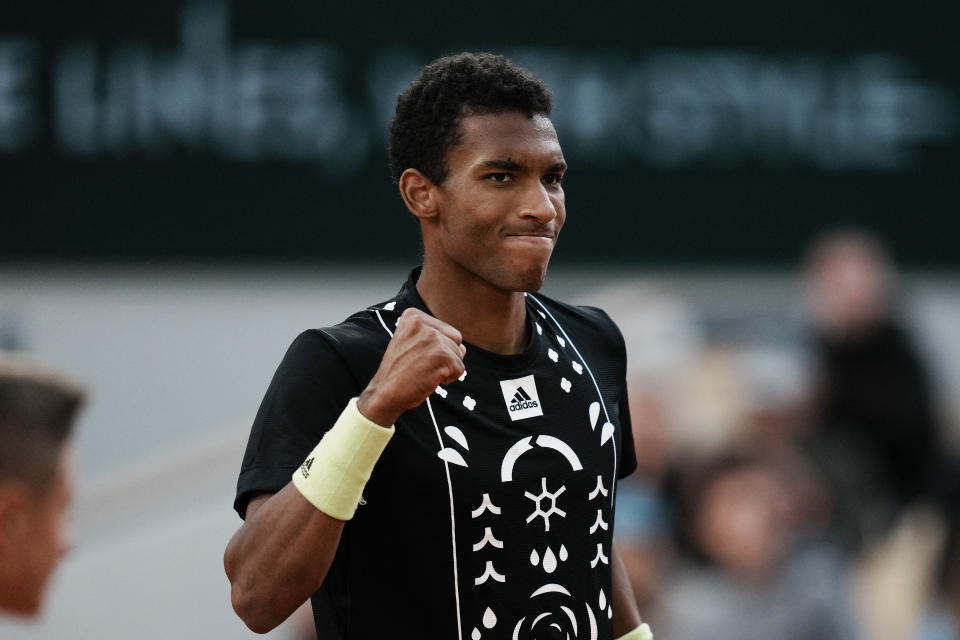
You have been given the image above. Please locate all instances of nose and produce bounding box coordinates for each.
[58,514,75,558]
[520,182,559,225]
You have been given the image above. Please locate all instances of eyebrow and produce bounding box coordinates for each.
[480,159,567,172]
[481,159,524,171]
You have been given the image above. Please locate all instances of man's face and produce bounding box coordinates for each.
[697,467,787,580]
[0,448,72,616]
[429,111,567,293]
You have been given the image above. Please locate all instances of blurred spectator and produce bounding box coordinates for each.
[0,353,83,617]
[913,513,960,640]
[735,346,834,539]
[802,229,942,550]
[655,453,859,640]
[615,385,673,611]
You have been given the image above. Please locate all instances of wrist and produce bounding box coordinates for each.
[617,623,653,640]
[292,398,395,520]
[357,386,401,427]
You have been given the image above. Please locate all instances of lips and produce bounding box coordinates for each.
[503,228,556,241]
[504,234,555,248]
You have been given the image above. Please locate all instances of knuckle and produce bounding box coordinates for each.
[399,308,421,324]
[443,362,458,381]
[396,310,425,336]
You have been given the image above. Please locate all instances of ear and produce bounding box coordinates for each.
[398,168,440,221]
[0,481,29,545]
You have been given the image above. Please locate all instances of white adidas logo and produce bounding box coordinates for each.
[499,374,543,421]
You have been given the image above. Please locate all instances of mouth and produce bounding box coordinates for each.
[504,235,555,250]
[504,230,556,244]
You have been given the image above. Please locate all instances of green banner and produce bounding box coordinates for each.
[1,1,957,266]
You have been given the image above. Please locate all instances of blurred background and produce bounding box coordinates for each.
[1,1,958,638]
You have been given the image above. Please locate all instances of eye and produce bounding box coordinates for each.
[543,173,564,186]
[487,173,512,183]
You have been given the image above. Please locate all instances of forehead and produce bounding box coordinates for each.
[450,112,563,167]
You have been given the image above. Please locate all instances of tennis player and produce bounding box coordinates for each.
[225,52,651,640]
[0,355,82,617]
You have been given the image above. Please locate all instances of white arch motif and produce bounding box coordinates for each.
[501,435,583,482]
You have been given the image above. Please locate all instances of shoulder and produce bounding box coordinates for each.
[319,302,397,356]
[527,292,626,355]
[280,300,398,382]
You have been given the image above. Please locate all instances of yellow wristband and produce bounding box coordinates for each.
[291,397,395,520]
[617,623,653,640]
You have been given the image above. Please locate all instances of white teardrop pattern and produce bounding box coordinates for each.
[589,402,600,429]
[482,606,497,629]
[543,547,558,574]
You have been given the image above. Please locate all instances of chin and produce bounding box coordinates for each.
[1,592,44,618]
[519,276,546,293]
[477,256,551,294]
[509,264,550,293]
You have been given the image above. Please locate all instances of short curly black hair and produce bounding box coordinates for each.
[388,52,552,185]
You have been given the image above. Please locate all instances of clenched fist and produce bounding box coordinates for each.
[357,308,466,427]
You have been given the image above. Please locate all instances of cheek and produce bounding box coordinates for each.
[553,194,566,227]
[52,513,71,559]
[34,509,69,576]
[10,518,58,614]
[447,208,499,251]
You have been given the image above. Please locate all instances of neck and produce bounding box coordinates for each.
[416,260,529,356]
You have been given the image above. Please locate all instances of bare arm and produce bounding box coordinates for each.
[224,308,465,633]
[224,487,344,633]
[611,541,644,637]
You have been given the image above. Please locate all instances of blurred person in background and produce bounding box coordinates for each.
[0,354,83,617]
[915,514,960,640]
[802,229,943,550]
[614,385,673,613]
[654,452,860,640]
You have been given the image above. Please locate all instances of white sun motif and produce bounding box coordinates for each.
[524,477,567,531]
